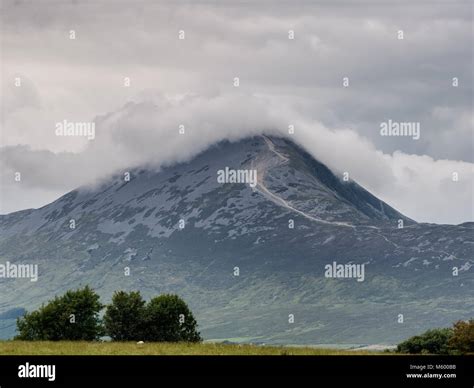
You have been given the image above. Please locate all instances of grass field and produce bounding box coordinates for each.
[0,341,385,355]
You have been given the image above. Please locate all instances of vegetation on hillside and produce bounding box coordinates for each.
[13,286,472,355]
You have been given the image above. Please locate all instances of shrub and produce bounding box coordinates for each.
[15,286,103,341]
[103,291,146,341]
[448,319,474,355]
[396,328,453,355]
[142,294,201,342]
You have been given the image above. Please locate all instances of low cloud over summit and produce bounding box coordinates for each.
[1,0,472,224]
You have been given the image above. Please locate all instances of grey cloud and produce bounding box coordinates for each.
[3,0,471,159]
[0,0,472,223]
[1,91,472,224]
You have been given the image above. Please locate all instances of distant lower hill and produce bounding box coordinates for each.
[0,308,25,339]
[0,136,472,344]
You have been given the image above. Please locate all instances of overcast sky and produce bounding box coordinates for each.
[0,0,473,224]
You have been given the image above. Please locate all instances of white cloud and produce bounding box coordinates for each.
[1,91,472,224]
[0,0,472,223]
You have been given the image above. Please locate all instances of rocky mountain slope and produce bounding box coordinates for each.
[0,136,472,344]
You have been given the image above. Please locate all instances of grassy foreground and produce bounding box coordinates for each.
[0,341,382,356]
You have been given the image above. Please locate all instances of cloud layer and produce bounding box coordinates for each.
[0,0,472,224]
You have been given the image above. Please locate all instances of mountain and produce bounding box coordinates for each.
[0,135,472,344]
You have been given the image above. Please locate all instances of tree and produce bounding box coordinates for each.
[15,286,103,341]
[142,294,201,342]
[396,328,453,355]
[104,291,146,341]
[448,319,474,355]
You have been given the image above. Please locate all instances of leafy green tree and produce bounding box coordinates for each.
[15,286,103,341]
[143,294,201,342]
[397,328,453,354]
[104,291,146,341]
[448,319,474,354]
